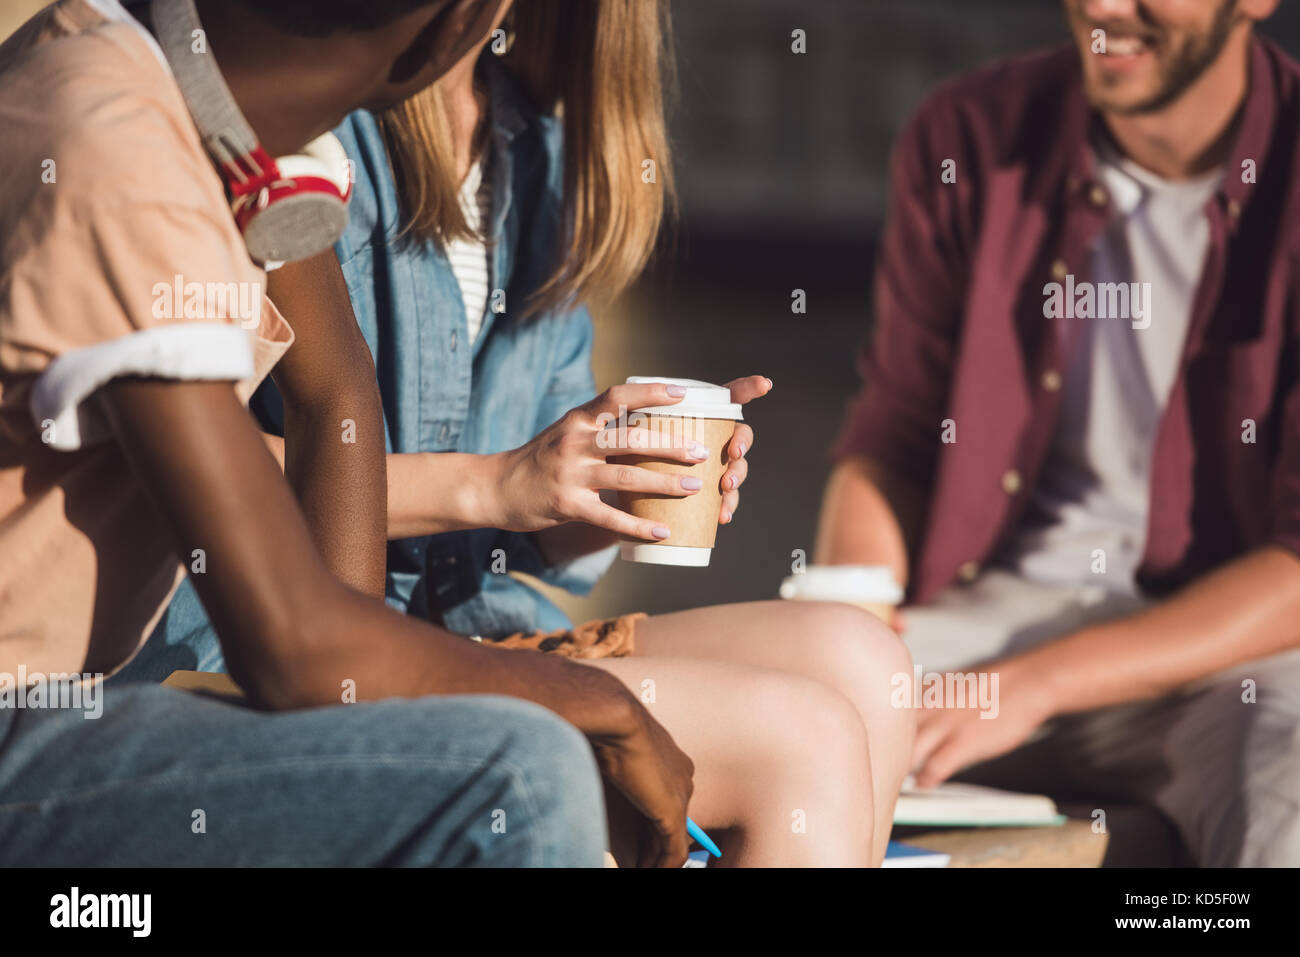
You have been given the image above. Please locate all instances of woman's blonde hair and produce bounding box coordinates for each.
[376,0,676,316]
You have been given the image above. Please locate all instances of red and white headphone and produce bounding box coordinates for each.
[150,0,352,266]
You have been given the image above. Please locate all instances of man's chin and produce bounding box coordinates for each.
[1082,72,1168,116]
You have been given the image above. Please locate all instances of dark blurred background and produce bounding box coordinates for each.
[551,0,1300,622]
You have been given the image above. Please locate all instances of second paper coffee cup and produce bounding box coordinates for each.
[778,564,904,623]
[611,376,743,567]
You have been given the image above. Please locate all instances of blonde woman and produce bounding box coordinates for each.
[144,0,914,866]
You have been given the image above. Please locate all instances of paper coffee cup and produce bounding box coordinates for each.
[612,377,743,567]
[779,565,903,622]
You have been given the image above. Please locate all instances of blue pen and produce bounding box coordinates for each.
[686,817,722,858]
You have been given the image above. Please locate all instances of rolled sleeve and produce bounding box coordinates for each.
[31,323,253,450]
[6,194,268,450]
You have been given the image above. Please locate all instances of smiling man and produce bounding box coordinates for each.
[818,0,1300,865]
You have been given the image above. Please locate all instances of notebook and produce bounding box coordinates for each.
[893,778,1066,827]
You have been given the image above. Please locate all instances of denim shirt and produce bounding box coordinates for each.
[255,58,613,638]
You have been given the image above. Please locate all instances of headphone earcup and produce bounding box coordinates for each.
[236,134,352,265]
[240,191,349,266]
[297,132,354,197]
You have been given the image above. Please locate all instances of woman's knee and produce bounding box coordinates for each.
[791,603,914,703]
[749,674,876,851]
[750,672,873,786]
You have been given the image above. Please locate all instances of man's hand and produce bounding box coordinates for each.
[470,646,694,868]
[910,656,1055,787]
[562,663,695,868]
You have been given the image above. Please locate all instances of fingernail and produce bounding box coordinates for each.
[721,511,732,523]
[764,378,773,389]
[666,385,687,397]
[738,443,748,457]
[689,443,709,460]
[729,474,738,489]
[680,476,703,491]
[652,525,671,539]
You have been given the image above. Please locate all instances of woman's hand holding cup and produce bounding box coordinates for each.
[717,375,772,525]
[493,381,713,540]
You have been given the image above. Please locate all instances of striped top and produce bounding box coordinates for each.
[446,151,493,343]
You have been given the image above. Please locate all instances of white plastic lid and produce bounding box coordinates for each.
[624,376,743,421]
[779,565,903,604]
[620,542,713,566]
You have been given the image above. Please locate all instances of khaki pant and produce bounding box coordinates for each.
[903,569,1300,866]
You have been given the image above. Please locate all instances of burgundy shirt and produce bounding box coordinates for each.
[834,38,1300,605]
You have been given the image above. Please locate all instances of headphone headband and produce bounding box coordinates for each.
[151,0,260,170]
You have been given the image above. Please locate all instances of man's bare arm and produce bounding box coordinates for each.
[814,454,928,588]
[1018,546,1300,713]
[264,252,388,596]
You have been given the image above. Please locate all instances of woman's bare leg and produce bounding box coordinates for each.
[632,600,915,865]
[586,655,875,866]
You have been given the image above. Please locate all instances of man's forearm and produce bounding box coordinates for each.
[249,569,632,729]
[814,455,925,587]
[1017,546,1300,715]
[280,390,387,597]
[264,252,388,597]
[105,377,637,731]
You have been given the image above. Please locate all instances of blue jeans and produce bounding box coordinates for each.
[0,683,605,867]
[113,579,228,681]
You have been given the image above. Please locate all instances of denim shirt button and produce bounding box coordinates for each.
[450,330,458,351]
[440,423,450,442]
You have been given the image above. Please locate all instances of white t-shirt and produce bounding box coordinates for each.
[1001,141,1223,594]
[446,150,493,344]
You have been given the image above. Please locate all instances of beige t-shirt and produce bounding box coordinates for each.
[0,0,293,677]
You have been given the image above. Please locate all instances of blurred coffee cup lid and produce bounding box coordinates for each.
[779,565,903,604]
[625,376,743,421]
